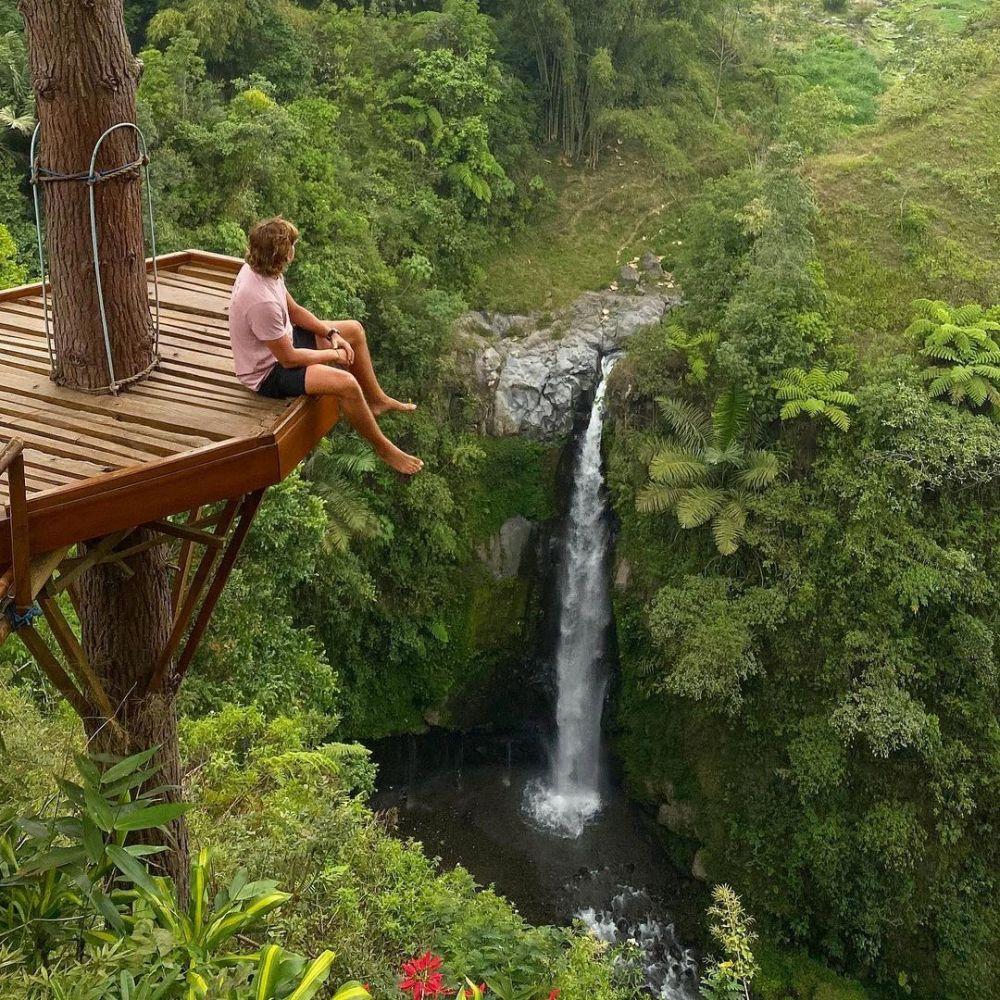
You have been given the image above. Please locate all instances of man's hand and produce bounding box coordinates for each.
[327,326,355,365]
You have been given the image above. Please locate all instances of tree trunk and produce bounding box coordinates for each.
[18,0,187,892]
[18,0,155,391]
[78,530,188,896]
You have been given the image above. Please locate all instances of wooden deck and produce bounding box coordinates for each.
[0,250,338,564]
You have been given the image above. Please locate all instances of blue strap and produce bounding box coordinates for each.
[6,603,42,630]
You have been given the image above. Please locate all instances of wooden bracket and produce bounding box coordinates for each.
[147,489,265,694]
[16,610,124,740]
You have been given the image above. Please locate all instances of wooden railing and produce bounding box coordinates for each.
[0,438,31,615]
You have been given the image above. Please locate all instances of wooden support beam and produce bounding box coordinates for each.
[151,517,225,549]
[17,625,89,717]
[47,531,131,595]
[147,498,241,693]
[173,489,264,684]
[171,507,201,614]
[1,439,30,612]
[0,546,70,646]
[37,593,119,726]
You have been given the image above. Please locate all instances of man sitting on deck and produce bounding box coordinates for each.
[229,217,423,475]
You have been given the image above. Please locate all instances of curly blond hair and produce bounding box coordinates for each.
[246,217,299,277]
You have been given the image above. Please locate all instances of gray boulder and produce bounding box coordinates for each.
[618,263,641,286]
[640,251,664,276]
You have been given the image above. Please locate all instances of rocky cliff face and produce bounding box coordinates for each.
[456,288,679,440]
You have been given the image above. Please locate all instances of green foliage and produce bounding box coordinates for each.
[638,391,780,555]
[0,221,25,288]
[908,298,1000,414]
[611,348,1000,994]
[181,475,339,722]
[646,576,786,715]
[706,885,758,986]
[773,365,858,431]
[676,146,827,401]
[0,749,188,967]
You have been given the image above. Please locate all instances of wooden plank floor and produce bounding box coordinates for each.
[0,251,338,563]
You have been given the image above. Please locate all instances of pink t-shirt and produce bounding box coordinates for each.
[228,263,293,390]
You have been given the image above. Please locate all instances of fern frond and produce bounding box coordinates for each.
[824,404,851,431]
[952,304,984,325]
[779,400,805,421]
[825,390,858,407]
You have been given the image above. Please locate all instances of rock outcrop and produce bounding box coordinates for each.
[457,289,678,440]
[477,515,537,580]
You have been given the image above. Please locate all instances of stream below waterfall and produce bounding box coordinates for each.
[371,359,702,1000]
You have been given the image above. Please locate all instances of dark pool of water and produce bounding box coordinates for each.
[370,731,705,998]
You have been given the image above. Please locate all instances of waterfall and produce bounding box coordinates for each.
[527,355,617,837]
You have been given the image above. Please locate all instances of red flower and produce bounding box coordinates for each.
[399,953,453,1000]
[548,990,560,1000]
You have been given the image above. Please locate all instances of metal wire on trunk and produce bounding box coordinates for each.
[30,121,161,394]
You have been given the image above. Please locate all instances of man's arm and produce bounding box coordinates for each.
[266,333,348,370]
[286,290,355,364]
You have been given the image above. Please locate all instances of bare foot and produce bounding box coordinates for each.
[373,395,418,416]
[377,441,423,475]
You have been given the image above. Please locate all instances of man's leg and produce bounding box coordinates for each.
[305,364,423,475]
[333,320,416,416]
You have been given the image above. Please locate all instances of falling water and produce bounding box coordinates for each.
[526,355,617,837]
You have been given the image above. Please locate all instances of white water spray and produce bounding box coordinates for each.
[527,355,617,837]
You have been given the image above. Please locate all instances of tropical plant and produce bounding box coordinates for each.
[772,364,858,431]
[701,885,757,1000]
[301,437,383,552]
[637,387,780,555]
[663,323,719,384]
[0,746,377,999]
[0,29,34,158]
[0,748,189,967]
[909,299,1000,414]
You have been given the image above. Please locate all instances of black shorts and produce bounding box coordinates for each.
[256,326,317,399]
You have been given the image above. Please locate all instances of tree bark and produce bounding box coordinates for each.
[18,0,154,390]
[17,1,186,893]
[78,531,188,897]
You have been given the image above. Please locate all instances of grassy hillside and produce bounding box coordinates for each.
[808,2,1000,349]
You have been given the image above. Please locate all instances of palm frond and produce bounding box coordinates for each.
[711,500,747,556]
[654,396,711,449]
[737,450,780,490]
[636,483,683,515]
[712,384,749,450]
[648,447,707,486]
[674,485,725,528]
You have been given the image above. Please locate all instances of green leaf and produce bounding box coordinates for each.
[287,952,335,1000]
[101,747,160,786]
[712,501,747,556]
[255,944,284,1000]
[107,843,160,897]
[114,802,190,833]
[636,483,681,515]
[19,844,86,874]
[737,451,780,490]
[655,397,710,448]
[81,816,105,865]
[648,448,706,485]
[712,385,749,450]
